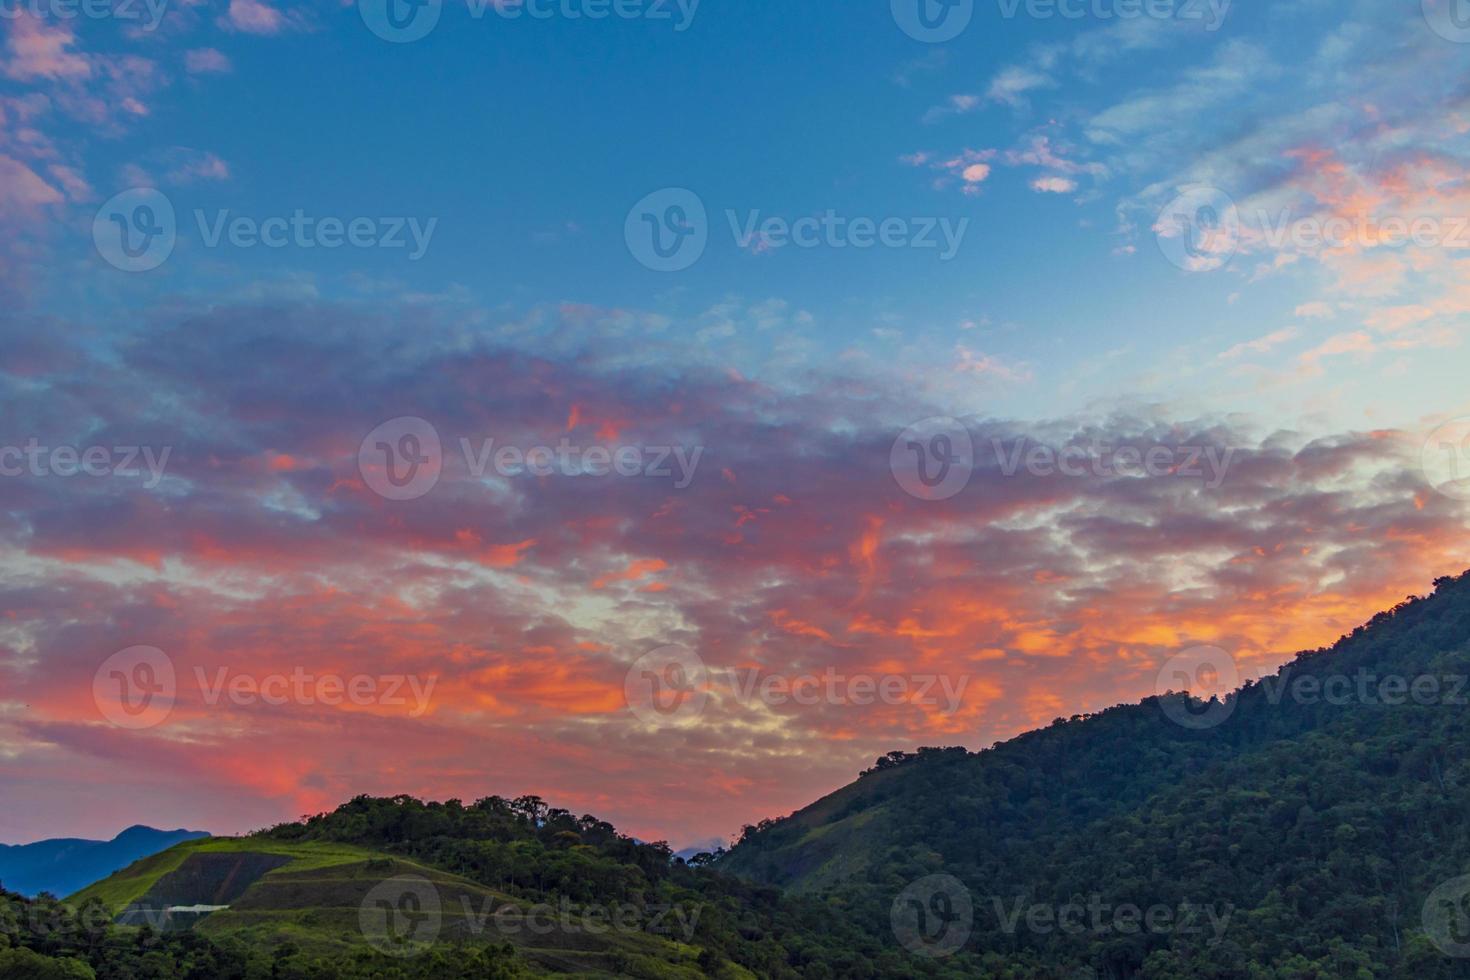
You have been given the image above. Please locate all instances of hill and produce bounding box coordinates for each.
[718,570,1470,976]
[19,795,909,978]
[0,826,206,899]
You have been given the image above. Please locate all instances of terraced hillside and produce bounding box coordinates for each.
[72,835,736,977]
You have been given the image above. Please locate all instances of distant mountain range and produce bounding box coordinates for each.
[0,825,207,897]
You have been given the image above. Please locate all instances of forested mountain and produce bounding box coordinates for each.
[8,573,1470,978]
[720,570,1470,977]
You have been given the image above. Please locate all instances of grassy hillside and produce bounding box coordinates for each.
[59,833,746,978]
[68,837,378,911]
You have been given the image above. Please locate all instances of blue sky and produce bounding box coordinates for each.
[9,0,1464,433]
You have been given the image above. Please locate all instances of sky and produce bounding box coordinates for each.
[3,0,1470,848]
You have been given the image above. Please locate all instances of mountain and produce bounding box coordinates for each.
[0,825,207,898]
[8,572,1470,977]
[718,570,1470,976]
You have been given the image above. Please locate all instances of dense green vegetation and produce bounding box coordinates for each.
[721,572,1470,977]
[11,572,1470,977]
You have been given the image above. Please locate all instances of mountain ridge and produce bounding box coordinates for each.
[0,825,208,898]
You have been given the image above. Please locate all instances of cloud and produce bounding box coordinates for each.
[185,48,233,74]
[222,0,292,35]
[986,66,1051,109]
[3,302,1465,845]
[2,15,90,81]
[1031,176,1078,194]
[1219,327,1297,360]
[163,148,231,182]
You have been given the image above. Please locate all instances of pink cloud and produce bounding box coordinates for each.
[185,48,233,74]
[2,15,90,82]
[0,154,62,211]
[1031,176,1078,194]
[225,0,286,34]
